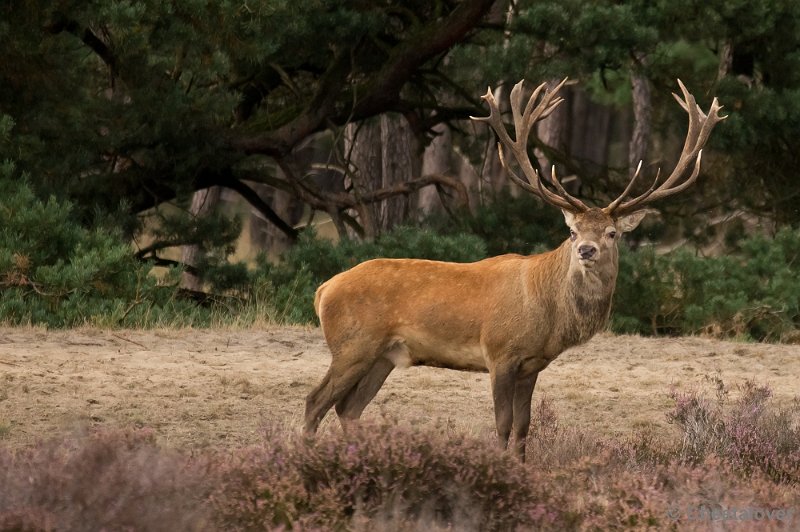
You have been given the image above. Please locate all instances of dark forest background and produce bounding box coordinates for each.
[2,0,799,338]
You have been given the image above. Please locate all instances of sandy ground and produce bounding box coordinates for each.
[1,327,798,449]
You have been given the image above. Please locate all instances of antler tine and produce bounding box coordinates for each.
[498,144,578,210]
[471,86,515,148]
[603,160,643,213]
[607,167,662,214]
[608,80,726,216]
[497,143,539,195]
[549,165,590,211]
[472,78,588,212]
[522,81,547,120]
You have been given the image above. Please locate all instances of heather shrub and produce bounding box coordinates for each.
[666,377,800,483]
[524,395,607,469]
[2,383,799,531]
[211,422,569,531]
[0,429,210,531]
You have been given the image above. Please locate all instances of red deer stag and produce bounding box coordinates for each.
[305,79,725,460]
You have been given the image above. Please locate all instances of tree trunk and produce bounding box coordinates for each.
[629,57,652,178]
[569,88,612,180]
[418,123,452,216]
[344,113,420,238]
[536,78,570,185]
[181,186,221,290]
[380,113,420,230]
[344,119,382,239]
[717,40,733,82]
[478,2,515,201]
[247,181,300,260]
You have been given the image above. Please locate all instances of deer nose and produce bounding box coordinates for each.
[578,244,597,260]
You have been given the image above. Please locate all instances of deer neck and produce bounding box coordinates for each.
[555,239,618,343]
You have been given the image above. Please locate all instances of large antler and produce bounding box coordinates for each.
[604,80,727,216]
[472,79,589,213]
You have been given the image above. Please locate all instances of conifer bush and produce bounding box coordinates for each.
[0,176,198,327]
[427,191,563,255]
[613,229,800,340]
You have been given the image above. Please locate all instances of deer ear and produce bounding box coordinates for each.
[615,210,648,233]
[562,209,577,229]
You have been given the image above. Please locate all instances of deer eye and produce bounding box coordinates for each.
[607,231,617,239]
[569,230,577,241]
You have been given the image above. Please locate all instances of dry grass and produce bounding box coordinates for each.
[1,327,798,450]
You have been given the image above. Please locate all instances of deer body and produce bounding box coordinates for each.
[315,242,607,374]
[304,79,725,461]
[306,208,640,458]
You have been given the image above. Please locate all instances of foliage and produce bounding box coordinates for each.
[0,0,497,232]
[2,0,800,254]
[428,192,565,256]
[0,175,210,327]
[2,0,800,336]
[1,380,798,530]
[613,228,800,340]
[257,227,487,323]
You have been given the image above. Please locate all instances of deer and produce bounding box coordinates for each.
[304,78,725,460]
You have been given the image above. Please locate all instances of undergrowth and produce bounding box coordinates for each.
[613,229,800,341]
[1,380,798,530]
[3,170,800,339]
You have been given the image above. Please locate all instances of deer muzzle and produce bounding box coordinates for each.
[578,243,598,261]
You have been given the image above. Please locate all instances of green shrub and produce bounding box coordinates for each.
[257,211,800,341]
[613,229,800,340]
[0,177,203,327]
[428,191,564,255]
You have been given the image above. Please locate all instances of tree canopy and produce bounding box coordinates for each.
[2,0,800,265]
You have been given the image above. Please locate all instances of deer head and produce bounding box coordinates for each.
[472,78,726,275]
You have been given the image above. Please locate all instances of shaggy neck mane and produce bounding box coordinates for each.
[536,240,618,346]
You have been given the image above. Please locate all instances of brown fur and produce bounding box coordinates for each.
[304,208,645,460]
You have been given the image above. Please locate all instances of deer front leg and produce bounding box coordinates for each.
[490,361,519,451]
[511,372,539,462]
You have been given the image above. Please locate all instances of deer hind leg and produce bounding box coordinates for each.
[304,369,334,434]
[303,340,385,435]
[335,357,394,431]
[511,372,538,462]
